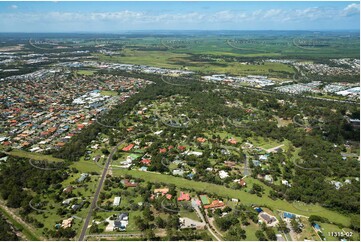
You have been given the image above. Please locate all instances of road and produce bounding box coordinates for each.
[78,140,124,241]
[266,144,285,153]
[84,230,165,239]
[191,198,223,241]
[84,233,142,239]
[243,154,251,176]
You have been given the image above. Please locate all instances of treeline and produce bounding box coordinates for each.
[0,212,19,241]
[0,157,68,227]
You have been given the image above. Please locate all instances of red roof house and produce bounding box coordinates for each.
[196,137,206,143]
[177,192,190,201]
[178,146,186,151]
[204,200,225,209]
[228,138,238,145]
[239,179,247,187]
[122,144,135,152]
[140,159,151,166]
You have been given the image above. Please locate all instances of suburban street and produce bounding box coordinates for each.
[191,198,223,241]
[78,140,125,241]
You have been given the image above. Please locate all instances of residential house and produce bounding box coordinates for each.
[114,212,129,231]
[264,175,273,183]
[61,218,73,228]
[77,173,89,183]
[121,179,138,187]
[219,170,229,179]
[63,186,74,194]
[239,179,246,187]
[122,144,134,152]
[177,192,190,201]
[204,200,225,209]
[259,212,278,226]
[113,197,121,206]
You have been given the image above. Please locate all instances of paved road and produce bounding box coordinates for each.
[78,141,124,241]
[243,153,251,176]
[84,233,142,239]
[266,144,285,153]
[191,198,222,241]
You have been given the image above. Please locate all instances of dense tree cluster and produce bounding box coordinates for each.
[0,212,19,241]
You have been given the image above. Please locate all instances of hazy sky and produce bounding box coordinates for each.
[0,1,359,32]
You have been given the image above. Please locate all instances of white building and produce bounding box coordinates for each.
[113,197,121,206]
[219,170,229,179]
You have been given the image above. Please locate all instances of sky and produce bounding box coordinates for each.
[0,1,359,32]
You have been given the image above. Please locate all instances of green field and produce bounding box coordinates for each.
[243,221,260,241]
[3,149,64,163]
[76,70,96,75]
[100,90,118,96]
[96,51,295,77]
[112,169,350,226]
[318,223,359,241]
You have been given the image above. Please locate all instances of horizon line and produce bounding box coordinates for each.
[0,29,360,34]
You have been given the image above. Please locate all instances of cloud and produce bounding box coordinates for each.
[10,5,18,9]
[0,5,359,31]
[342,3,360,16]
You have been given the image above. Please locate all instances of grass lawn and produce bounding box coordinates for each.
[319,222,343,241]
[343,228,360,241]
[76,70,96,75]
[101,90,118,96]
[5,149,64,162]
[72,152,104,174]
[243,177,272,194]
[179,207,201,222]
[95,50,295,77]
[96,50,189,69]
[249,136,283,150]
[318,223,359,241]
[112,169,350,226]
[243,221,260,241]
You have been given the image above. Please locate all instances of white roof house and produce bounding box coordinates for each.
[219,170,229,179]
[265,175,273,183]
[113,197,121,206]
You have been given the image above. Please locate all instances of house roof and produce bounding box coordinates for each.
[228,138,238,144]
[122,179,138,187]
[122,144,134,152]
[177,192,190,201]
[178,145,186,151]
[260,213,276,223]
[140,159,151,165]
[204,200,225,209]
[196,137,206,143]
[154,188,169,194]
